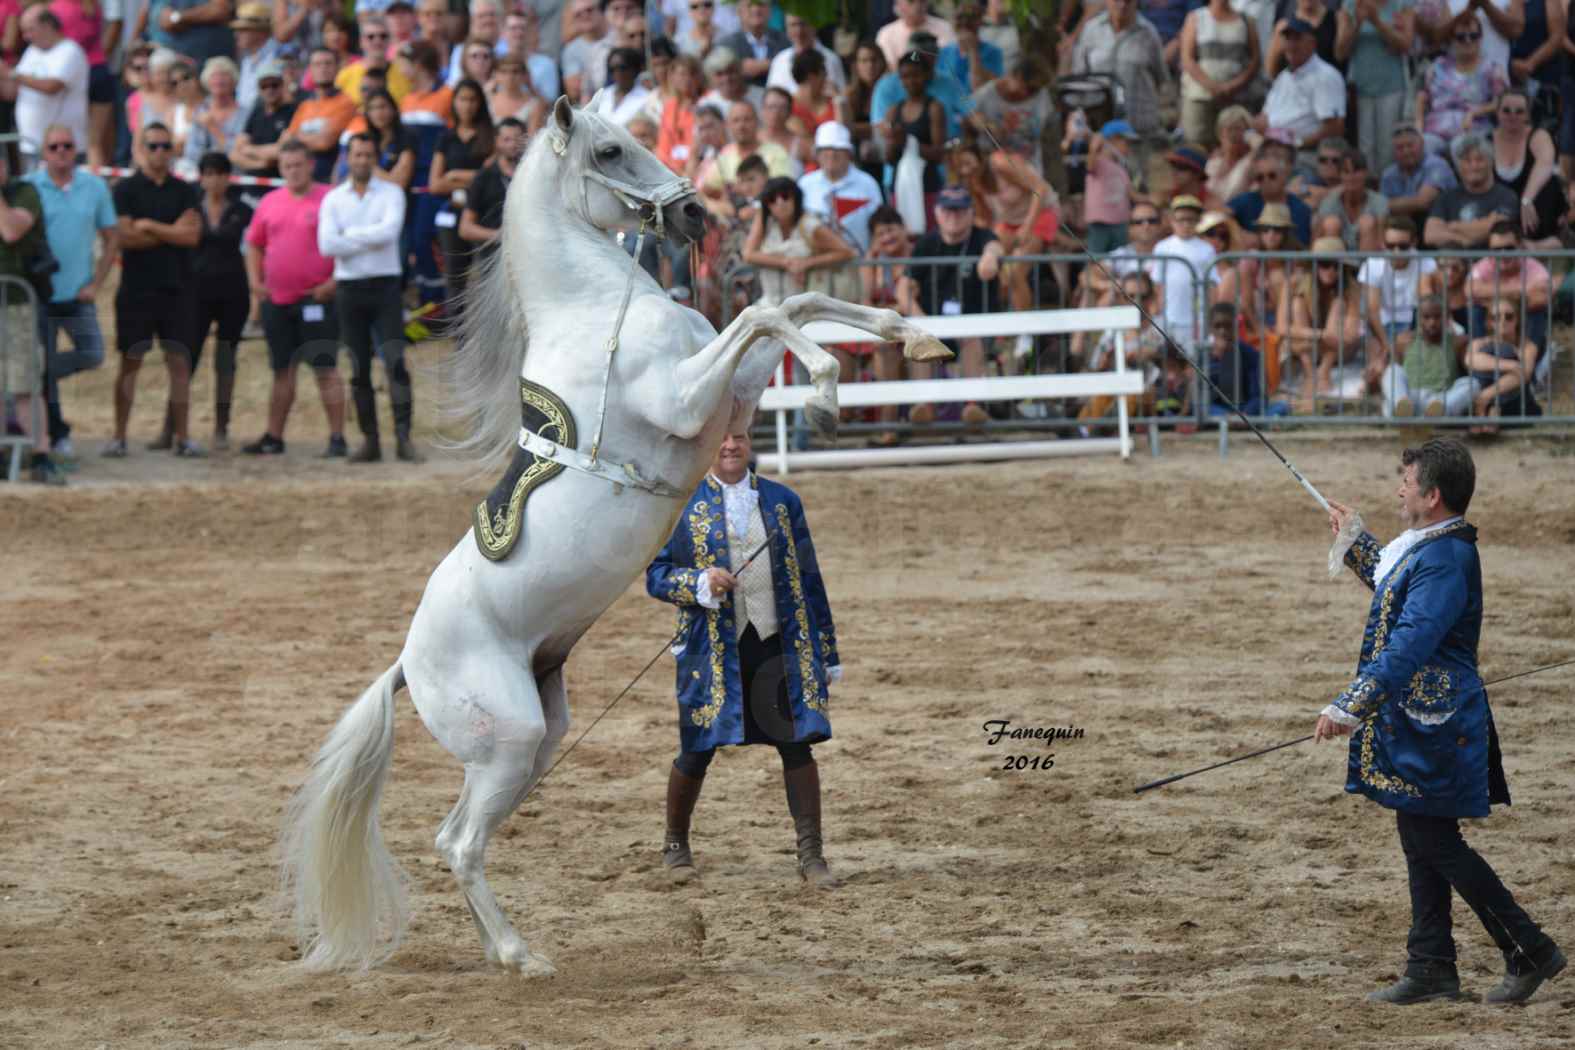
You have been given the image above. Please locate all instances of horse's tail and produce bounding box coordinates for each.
[280,662,409,972]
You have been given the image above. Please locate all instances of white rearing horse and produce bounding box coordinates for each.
[280,96,948,976]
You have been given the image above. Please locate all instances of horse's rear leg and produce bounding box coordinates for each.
[428,680,555,976]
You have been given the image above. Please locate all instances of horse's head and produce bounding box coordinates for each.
[544,95,707,245]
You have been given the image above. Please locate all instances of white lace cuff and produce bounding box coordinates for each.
[694,570,723,610]
[826,664,843,684]
[1319,703,1361,727]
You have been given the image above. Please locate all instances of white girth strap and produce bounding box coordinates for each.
[518,425,684,499]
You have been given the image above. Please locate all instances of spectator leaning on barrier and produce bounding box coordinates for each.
[1467,220,1552,361]
[904,184,1004,427]
[228,57,296,181]
[2,7,90,168]
[1381,124,1457,223]
[1424,132,1518,248]
[191,150,252,449]
[1148,193,1217,359]
[106,121,204,459]
[25,123,117,463]
[1314,146,1387,252]
[0,147,59,484]
[1206,300,1290,417]
[796,121,882,255]
[243,138,345,456]
[318,131,415,463]
[1466,296,1541,432]
[1385,295,1476,417]
[458,114,523,259]
[1254,16,1344,169]
[1358,215,1439,389]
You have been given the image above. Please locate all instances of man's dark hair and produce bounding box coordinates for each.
[348,131,380,152]
[278,137,312,158]
[198,151,233,175]
[33,9,62,32]
[497,116,527,135]
[1402,439,1475,514]
[1489,218,1521,242]
[1209,301,1237,328]
[1342,146,1368,171]
[791,47,825,84]
[650,35,676,60]
[310,45,339,64]
[735,152,769,180]
[870,203,905,229]
[144,121,172,139]
[1385,214,1415,239]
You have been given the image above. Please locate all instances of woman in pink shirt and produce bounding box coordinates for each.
[50,0,112,164]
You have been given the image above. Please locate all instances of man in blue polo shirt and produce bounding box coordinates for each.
[24,122,118,461]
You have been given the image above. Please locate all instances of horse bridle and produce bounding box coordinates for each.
[544,121,696,480]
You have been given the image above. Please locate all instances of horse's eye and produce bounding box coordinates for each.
[597,144,622,162]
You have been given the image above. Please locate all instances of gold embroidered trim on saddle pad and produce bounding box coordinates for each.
[472,379,578,562]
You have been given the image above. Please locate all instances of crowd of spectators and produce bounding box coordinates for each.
[0,0,1568,485]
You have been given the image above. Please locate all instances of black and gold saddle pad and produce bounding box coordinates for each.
[472,379,578,562]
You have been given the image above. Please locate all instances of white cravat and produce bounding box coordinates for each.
[1375,515,1462,587]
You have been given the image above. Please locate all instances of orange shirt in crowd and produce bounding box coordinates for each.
[400,85,455,127]
[656,95,696,173]
[287,92,359,147]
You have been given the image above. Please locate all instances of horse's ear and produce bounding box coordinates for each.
[552,95,574,137]
[586,86,607,114]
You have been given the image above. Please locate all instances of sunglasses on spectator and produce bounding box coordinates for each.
[1254,170,1283,180]
[1455,29,1482,41]
[364,31,389,40]
[1131,215,1160,225]
[691,0,714,7]
[259,78,283,88]
[1210,321,1234,331]
[146,141,174,151]
[46,141,74,152]
[1317,154,1340,164]
[130,62,148,72]
[1494,312,1518,321]
[1383,238,1411,248]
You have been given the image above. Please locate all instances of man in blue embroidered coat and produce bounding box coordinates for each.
[1315,439,1565,1005]
[646,427,841,888]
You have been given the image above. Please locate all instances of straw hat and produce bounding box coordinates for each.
[1312,235,1359,269]
[1254,202,1304,249]
[1197,210,1231,248]
[230,1,271,30]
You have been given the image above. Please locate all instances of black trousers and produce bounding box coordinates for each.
[673,625,812,778]
[1396,810,1555,977]
[335,276,410,439]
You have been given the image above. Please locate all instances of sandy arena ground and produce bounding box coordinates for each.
[2,347,1574,1049]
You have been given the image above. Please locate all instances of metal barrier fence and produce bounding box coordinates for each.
[730,246,1575,443]
[0,274,43,482]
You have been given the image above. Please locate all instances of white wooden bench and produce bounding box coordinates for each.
[757,306,1144,472]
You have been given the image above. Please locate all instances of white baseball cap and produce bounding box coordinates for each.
[813,122,853,153]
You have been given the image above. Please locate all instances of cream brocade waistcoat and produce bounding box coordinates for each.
[728,504,778,642]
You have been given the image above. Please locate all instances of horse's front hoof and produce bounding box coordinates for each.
[497,946,557,977]
[905,335,952,363]
[806,400,838,440]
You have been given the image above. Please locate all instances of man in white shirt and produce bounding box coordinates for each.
[318,133,417,463]
[766,14,846,94]
[0,7,90,168]
[1359,216,1438,374]
[876,0,957,70]
[1254,16,1344,163]
[1146,194,1218,358]
[796,123,882,254]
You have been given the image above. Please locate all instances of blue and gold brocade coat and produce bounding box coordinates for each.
[1335,521,1510,817]
[646,474,839,753]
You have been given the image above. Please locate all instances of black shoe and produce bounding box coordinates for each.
[242,434,286,456]
[1486,945,1567,1004]
[1367,971,1472,1004]
[320,434,348,458]
[396,436,424,463]
[348,440,382,463]
[29,454,66,487]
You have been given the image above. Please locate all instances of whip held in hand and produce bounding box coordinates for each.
[526,538,772,799]
[1132,658,1575,794]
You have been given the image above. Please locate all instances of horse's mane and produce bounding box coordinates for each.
[436,131,556,470]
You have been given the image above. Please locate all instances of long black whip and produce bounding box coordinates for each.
[1132,657,1575,793]
[525,537,772,798]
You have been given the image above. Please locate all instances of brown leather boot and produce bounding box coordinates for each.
[663,765,705,882]
[783,759,838,889]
